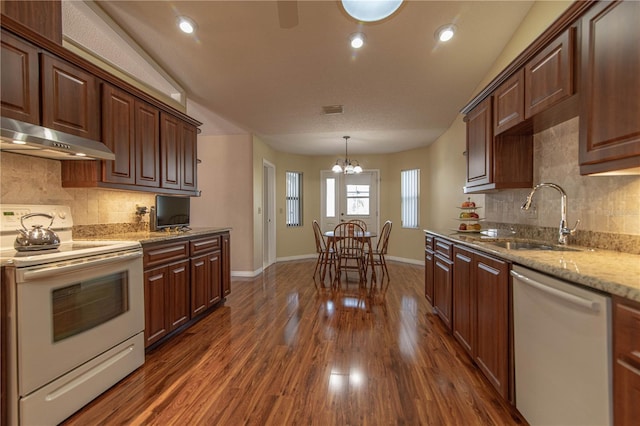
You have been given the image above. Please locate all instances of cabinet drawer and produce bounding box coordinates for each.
[190,235,221,256]
[425,234,434,250]
[143,241,189,268]
[434,238,452,259]
[615,298,640,362]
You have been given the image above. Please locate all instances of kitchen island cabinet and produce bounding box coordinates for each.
[424,233,435,306]
[578,0,640,175]
[142,230,230,349]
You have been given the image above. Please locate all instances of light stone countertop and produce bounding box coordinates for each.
[425,229,640,302]
[75,227,232,245]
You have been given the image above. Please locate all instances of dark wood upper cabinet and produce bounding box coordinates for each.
[102,84,136,185]
[41,53,100,141]
[181,122,197,191]
[134,100,160,187]
[578,0,640,175]
[1,0,62,44]
[525,27,575,119]
[465,97,493,188]
[0,30,39,124]
[160,112,182,190]
[493,69,525,135]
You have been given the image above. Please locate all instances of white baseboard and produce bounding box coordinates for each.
[276,254,317,262]
[385,256,423,266]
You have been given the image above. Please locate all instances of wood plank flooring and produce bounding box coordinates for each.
[62,260,524,425]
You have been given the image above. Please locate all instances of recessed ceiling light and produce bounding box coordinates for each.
[435,24,456,42]
[178,16,196,34]
[350,33,366,49]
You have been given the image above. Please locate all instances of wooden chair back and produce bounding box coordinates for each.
[347,219,367,231]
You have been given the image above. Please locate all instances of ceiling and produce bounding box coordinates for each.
[92,0,536,156]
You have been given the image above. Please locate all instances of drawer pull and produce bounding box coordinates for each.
[617,359,640,376]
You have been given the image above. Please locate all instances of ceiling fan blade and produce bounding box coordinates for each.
[277,1,299,29]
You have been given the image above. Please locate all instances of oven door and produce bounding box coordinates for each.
[15,249,144,396]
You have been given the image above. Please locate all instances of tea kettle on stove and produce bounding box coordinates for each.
[14,213,61,251]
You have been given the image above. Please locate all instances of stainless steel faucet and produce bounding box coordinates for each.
[521,182,580,245]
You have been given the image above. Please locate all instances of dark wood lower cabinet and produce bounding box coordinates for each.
[613,296,640,425]
[473,252,509,400]
[143,231,230,349]
[429,233,511,402]
[452,246,474,356]
[433,254,453,331]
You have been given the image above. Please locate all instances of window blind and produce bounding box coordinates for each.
[286,171,303,227]
[401,169,420,228]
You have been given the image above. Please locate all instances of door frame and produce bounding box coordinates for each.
[263,160,276,269]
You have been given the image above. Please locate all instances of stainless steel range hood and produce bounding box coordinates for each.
[0,117,115,161]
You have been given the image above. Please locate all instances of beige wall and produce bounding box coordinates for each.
[191,134,254,272]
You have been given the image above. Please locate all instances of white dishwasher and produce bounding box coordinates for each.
[511,265,612,426]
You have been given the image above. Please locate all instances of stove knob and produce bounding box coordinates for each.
[58,211,66,219]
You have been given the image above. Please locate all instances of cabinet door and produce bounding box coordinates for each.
[433,254,453,331]
[41,54,100,140]
[181,122,198,191]
[474,253,509,399]
[135,100,161,187]
[160,112,182,190]
[207,251,222,307]
[453,247,474,357]
[102,84,135,184]
[1,30,39,124]
[424,249,434,306]
[524,28,575,119]
[144,266,169,347]
[613,297,640,425]
[168,260,190,331]
[465,97,493,188]
[221,233,231,297]
[579,1,640,174]
[191,254,208,317]
[493,69,525,135]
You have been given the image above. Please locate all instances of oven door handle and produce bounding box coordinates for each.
[22,251,142,280]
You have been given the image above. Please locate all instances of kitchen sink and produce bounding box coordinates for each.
[486,240,583,252]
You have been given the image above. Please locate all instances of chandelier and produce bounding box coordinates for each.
[332,136,363,174]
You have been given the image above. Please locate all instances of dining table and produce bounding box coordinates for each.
[324,230,377,288]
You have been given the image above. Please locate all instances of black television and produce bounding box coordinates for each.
[155,195,190,229]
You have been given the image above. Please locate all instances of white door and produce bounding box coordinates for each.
[321,170,379,236]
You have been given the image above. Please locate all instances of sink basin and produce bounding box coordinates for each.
[486,241,582,252]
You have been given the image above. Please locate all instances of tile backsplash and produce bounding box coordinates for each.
[485,117,640,236]
[0,152,154,225]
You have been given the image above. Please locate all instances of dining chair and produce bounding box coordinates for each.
[333,222,367,289]
[369,220,392,291]
[312,220,335,286]
[347,219,367,231]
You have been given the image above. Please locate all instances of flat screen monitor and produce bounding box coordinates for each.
[155,195,190,229]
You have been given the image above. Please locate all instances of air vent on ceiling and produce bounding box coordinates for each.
[322,105,344,115]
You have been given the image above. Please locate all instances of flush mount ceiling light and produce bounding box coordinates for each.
[177,16,196,34]
[350,33,366,49]
[332,136,363,174]
[341,0,403,23]
[435,24,456,42]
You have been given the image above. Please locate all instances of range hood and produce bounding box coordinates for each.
[0,117,115,161]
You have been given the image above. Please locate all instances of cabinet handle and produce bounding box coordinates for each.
[510,270,600,311]
[617,359,640,377]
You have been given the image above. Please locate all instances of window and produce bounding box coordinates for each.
[346,184,370,215]
[325,177,336,218]
[401,169,420,228]
[285,171,303,227]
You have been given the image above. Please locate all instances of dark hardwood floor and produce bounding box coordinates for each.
[62,260,524,425]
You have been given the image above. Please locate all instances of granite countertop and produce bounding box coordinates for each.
[425,228,640,302]
[75,227,232,245]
